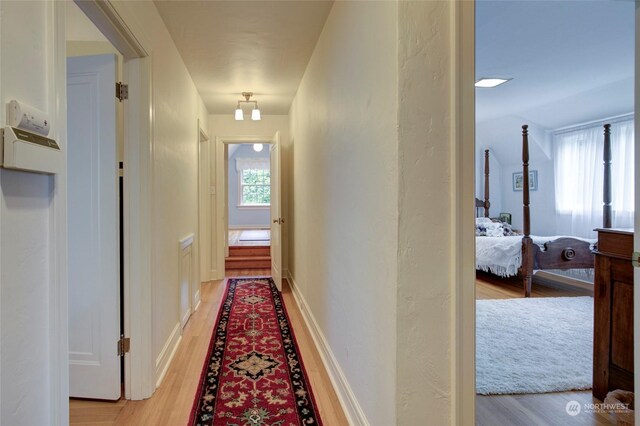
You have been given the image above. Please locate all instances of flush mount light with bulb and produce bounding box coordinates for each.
[253,143,263,152]
[475,77,512,88]
[234,92,261,121]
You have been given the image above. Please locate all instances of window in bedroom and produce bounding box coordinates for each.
[553,116,634,237]
[236,158,270,207]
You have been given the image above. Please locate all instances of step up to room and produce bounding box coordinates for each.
[225,255,271,270]
[226,244,271,270]
[228,245,270,257]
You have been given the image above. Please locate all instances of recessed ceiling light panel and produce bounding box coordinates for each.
[475,78,512,88]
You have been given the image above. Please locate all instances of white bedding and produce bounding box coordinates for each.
[476,235,596,278]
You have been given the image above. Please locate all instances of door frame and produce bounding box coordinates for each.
[53,2,156,421]
[461,2,640,425]
[198,121,211,288]
[215,135,278,280]
[452,1,476,425]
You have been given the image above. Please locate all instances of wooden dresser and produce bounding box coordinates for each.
[593,228,634,400]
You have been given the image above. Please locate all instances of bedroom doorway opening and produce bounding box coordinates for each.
[473,1,636,425]
[215,133,284,290]
[66,0,125,401]
[225,143,273,274]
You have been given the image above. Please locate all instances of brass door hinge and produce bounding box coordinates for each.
[116,82,129,102]
[118,336,130,356]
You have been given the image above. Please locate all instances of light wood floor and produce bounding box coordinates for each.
[228,229,271,246]
[69,270,347,425]
[476,273,616,426]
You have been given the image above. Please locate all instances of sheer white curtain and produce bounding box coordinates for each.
[235,157,270,172]
[554,117,634,238]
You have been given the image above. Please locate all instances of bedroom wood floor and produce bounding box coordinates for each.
[476,273,616,426]
[228,229,271,246]
[69,270,347,426]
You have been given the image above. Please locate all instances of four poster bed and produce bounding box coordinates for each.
[475,124,613,297]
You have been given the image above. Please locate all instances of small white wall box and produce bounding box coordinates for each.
[1,127,61,174]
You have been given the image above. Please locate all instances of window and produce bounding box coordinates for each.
[236,158,270,207]
[553,117,634,237]
[240,168,270,206]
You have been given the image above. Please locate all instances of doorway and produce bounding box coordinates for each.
[473,2,636,424]
[215,134,284,290]
[65,0,155,403]
[66,0,124,401]
[225,143,272,275]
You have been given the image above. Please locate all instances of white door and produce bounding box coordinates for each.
[270,132,283,291]
[68,54,120,400]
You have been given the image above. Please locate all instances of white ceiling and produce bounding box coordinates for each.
[154,0,333,115]
[476,0,634,162]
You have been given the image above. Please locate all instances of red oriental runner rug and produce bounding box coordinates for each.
[189,277,323,426]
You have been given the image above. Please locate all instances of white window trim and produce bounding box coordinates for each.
[237,169,271,208]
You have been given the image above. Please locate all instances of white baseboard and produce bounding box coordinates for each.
[193,289,202,312]
[286,272,369,425]
[155,322,182,388]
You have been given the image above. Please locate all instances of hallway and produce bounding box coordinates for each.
[69,273,347,425]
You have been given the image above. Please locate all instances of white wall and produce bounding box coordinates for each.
[477,120,557,234]
[109,1,209,378]
[288,2,398,424]
[0,1,66,424]
[289,2,467,424]
[1,1,209,420]
[500,158,557,235]
[208,114,290,274]
[395,2,462,424]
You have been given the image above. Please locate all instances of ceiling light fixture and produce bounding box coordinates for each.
[475,77,512,88]
[234,92,261,121]
[253,143,263,152]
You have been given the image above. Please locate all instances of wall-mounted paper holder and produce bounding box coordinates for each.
[1,126,61,175]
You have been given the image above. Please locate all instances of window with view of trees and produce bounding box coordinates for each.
[240,168,271,206]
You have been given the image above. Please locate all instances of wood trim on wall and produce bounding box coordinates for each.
[154,322,182,388]
[450,1,476,425]
[53,2,69,424]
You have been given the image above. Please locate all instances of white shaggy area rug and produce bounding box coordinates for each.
[476,296,593,395]
[239,230,270,242]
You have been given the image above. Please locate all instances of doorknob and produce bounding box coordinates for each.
[272,218,285,225]
[273,219,279,224]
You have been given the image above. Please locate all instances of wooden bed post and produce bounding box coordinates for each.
[603,124,612,228]
[521,125,533,297]
[483,149,490,217]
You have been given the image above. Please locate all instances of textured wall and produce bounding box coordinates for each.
[289,2,399,424]
[396,2,454,424]
[113,0,209,367]
[0,1,62,423]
